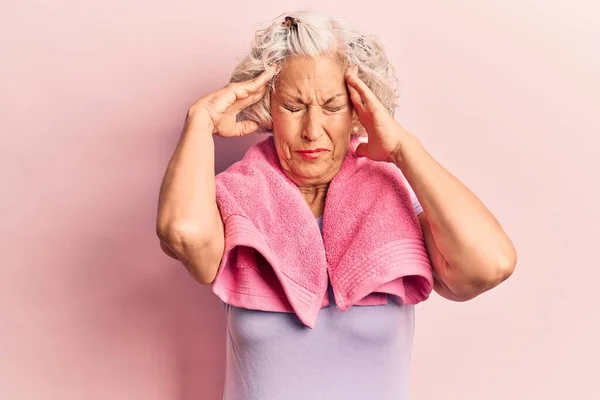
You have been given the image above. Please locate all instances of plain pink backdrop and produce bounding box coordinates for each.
[2,1,599,399]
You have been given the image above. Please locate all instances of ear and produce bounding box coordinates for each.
[350,112,364,136]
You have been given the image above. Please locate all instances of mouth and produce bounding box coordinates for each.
[295,149,328,160]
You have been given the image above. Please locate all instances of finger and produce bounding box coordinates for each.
[234,84,268,112]
[235,120,260,136]
[345,68,383,111]
[355,142,368,158]
[246,66,278,92]
[347,83,365,115]
[230,68,275,102]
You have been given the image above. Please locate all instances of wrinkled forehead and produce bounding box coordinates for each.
[273,56,348,102]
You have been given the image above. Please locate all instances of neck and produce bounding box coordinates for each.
[298,183,329,217]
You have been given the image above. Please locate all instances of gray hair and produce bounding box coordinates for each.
[229,10,399,135]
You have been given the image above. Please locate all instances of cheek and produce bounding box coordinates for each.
[270,116,294,160]
[325,111,353,138]
[272,111,298,129]
[329,112,353,128]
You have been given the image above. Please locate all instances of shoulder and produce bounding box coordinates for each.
[403,179,424,216]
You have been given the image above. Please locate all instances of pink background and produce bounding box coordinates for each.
[2,1,599,399]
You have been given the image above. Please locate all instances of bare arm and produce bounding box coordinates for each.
[156,113,224,284]
[393,135,517,301]
[155,68,277,284]
[344,66,516,301]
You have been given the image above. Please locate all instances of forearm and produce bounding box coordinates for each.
[392,133,517,292]
[156,111,221,246]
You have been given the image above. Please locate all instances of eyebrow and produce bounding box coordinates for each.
[279,93,346,105]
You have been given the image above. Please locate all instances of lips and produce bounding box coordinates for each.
[296,149,328,160]
[296,149,328,154]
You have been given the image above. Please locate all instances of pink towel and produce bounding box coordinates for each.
[212,136,433,328]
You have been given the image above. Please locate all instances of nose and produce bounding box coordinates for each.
[301,107,325,141]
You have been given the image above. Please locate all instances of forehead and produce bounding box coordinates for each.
[275,56,346,99]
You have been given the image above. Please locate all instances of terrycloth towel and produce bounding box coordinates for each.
[212,135,433,328]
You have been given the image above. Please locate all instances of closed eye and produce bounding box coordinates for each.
[283,104,303,113]
[281,102,346,113]
[324,105,347,113]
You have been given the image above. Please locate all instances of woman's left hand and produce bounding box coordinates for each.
[345,65,412,162]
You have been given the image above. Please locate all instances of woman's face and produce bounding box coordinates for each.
[270,56,353,187]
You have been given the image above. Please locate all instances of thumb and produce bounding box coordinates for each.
[355,142,368,158]
[235,120,260,136]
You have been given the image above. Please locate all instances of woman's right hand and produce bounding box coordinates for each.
[187,67,277,137]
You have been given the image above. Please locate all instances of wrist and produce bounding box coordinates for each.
[390,133,421,168]
[185,105,215,135]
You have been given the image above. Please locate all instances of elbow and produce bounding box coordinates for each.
[447,251,517,301]
[185,258,219,285]
[156,221,220,285]
[156,219,209,247]
[496,251,517,283]
[479,255,517,294]
[492,242,518,285]
[183,238,222,286]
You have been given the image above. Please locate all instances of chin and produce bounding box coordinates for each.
[297,166,329,181]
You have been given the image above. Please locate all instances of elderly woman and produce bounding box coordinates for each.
[156,10,517,400]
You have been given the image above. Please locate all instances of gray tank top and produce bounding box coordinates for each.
[221,185,423,400]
